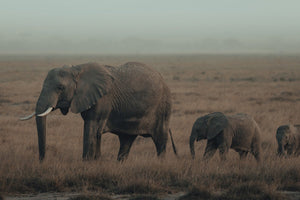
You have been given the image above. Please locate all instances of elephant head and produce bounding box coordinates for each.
[190,112,228,158]
[276,125,297,156]
[21,63,114,160]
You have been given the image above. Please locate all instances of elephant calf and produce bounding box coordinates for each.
[190,112,261,162]
[276,124,300,156]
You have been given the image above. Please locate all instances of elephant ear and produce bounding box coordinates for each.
[70,63,113,113]
[206,112,229,140]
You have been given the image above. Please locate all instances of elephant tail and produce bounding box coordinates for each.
[169,129,178,156]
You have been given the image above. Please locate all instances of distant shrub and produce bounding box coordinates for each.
[230,77,257,82]
[186,76,200,82]
[173,75,180,81]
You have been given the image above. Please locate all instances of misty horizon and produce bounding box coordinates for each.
[1,1,300,54]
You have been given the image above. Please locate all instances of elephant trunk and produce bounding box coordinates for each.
[35,88,57,115]
[36,116,46,160]
[35,88,57,161]
[277,141,285,156]
[276,130,286,157]
[190,132,197,159]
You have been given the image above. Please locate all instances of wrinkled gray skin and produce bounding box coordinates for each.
[276,124,300,156]
[25,62,177,161]
[190,112,261,162]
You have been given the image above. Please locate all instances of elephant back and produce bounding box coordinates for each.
[290,124,300,135]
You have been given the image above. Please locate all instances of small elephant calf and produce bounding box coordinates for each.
[276,124,300,156]
[190,112,261,162]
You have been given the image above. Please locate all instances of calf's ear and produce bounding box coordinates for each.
[207,112,228,140]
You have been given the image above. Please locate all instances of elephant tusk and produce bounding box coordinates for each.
[20,112,36,121]
[37,107,53,117]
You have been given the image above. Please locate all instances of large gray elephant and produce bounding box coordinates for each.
[190,112,261,162]
[276,124,300,156]
[21,62,177,161]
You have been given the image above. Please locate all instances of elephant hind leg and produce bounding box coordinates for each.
[152,132,168,157]
[117,134,137,161]
[151,115,169,157]
[251,140,261,162]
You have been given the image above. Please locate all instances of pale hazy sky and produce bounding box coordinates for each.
[1,0,300,54]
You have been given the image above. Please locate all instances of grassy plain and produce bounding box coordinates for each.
[0,54,299,199]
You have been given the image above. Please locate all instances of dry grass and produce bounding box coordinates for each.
[0,54,299,199]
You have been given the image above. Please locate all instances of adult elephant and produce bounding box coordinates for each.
[21,62,177,161]
[276,124,300,156]
[190,112,261,162]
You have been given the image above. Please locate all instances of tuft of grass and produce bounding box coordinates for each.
[129,194,159,200]
[179,186,212,200]
[219,183,286,200]
[278,182,300,192]
[69,194,112,200]
[116,179,163,194]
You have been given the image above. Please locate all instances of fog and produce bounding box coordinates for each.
[1,0,300,54]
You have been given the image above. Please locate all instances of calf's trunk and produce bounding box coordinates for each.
[190,134,196,159]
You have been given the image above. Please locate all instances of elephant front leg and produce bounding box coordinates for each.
[238,150,248,160]
[286,144,295,156]
[218,143,230,161]
[95,128,102,159]
[203,140,218,161]
[117,134,137,161]
[82,119,107,160]
[83,120,99,160]
[252,151,261,163]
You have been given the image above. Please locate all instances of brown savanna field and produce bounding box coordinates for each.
[0,54,300,199]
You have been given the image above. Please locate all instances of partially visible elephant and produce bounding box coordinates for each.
[21,62,177,161]
[276,124,300,156]
[190,112,261,162]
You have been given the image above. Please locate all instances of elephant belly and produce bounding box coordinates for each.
[231,136,252,152]
[231,145,250,152]
[107,113,154,135]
